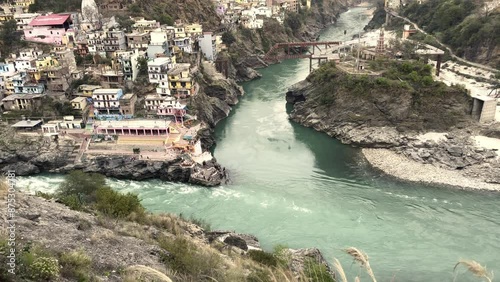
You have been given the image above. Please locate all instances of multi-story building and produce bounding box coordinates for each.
[199,32,218,61]
[86,30,105,56]
[115,50,144,81]
[0,63,17,95]
[32,54,70,92]
[13,57,36,72]
[172,25,193,53]
[103,29,126,53]
[168,63,195,98]
[2,93,43,110]
[92,88,123,116]
[184,23,203,38]
[132,18,160,32]
[12,73,45,94]
[157,98,187,118]
[148,28,171,58]
[98,67,124,88]
[144,94,165,111]
[125,32,150,50]
[148,57,175,96]
[14,13,40,31]
[24,14,73,45]
[14,0,35,12]
[70,96,88,113]
[119,93,137,117]
[77,84,101,97]
[18,48,44,59]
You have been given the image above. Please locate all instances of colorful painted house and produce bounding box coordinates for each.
[24,14,73,45]
[167,63,194,98]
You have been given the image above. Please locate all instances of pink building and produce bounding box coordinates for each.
[157,101,187,117]
[24,14,73,45]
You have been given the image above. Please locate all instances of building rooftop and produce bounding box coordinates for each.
[11,119,43,128]
[71,97,87,103]
[148,57,172,66]
[121,93,135,100]
[93,88,122,94]
[95,119,171,129]
[168,64,190,76]
[79,84,102,90]
[145,94,164,101]
[2,94,43,101]
[29,14,71,26]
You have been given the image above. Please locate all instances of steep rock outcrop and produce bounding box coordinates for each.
[287,62,473,148]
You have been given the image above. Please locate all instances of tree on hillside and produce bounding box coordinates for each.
[57,170,107,204]
[0,20,24,57]
[221,32,236,45]
[137,57,148,77]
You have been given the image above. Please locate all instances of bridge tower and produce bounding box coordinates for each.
[385,0,391,26]
[376,28,385,55]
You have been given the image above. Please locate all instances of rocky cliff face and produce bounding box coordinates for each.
[286,62,473,147]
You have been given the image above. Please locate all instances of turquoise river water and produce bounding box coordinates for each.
[18,7,500,282]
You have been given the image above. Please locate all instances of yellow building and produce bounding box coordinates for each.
[168,63,194,98]
[4,79,15,96]
[184,23,203,38]
[33,55,61,81]
[0,13,14,23]
[78,85,102,98]
[15,0,35,10]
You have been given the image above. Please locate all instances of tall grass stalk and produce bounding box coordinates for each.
[453,260,493,282]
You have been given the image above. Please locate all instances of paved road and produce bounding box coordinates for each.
[386,9,498,73]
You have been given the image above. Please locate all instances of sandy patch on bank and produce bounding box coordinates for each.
[474,136,500,156]
[362,148,500,191]
[417,132,447,142]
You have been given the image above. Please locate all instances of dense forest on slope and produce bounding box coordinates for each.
[402,0,500,68]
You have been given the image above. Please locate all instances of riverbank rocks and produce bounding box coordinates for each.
[288,248,335,279]
[206,231,261,251]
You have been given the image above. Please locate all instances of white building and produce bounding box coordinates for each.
[148,57,175,96]
[199,32,218,61]
[148,28,170,58]
[115,49,144,81]
[92,88,123,115]
[14,13,40,31]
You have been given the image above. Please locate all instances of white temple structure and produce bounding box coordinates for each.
[81,0,101,30]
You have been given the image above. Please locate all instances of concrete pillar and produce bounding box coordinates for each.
[436,54,442,77]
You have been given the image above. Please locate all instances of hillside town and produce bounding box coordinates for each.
[0,0,320,164]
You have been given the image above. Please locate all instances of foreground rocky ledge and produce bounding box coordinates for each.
[0,191,334,281]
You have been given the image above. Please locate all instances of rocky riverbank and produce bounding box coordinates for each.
[286,61,500,190]
[0,189,335,281]
[362,129,500,191]
[0,139,228,187]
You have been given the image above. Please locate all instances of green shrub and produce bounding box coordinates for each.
[35,191,54,200]
[29,257,60,281]
[303,258,334,282]
[248,250,278,267]
[59,248,92,280]
[159,236,223,280]
[273,244,291,267]
[95,187,145,219]
[57,171,107,204]
[59,194,83,211]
